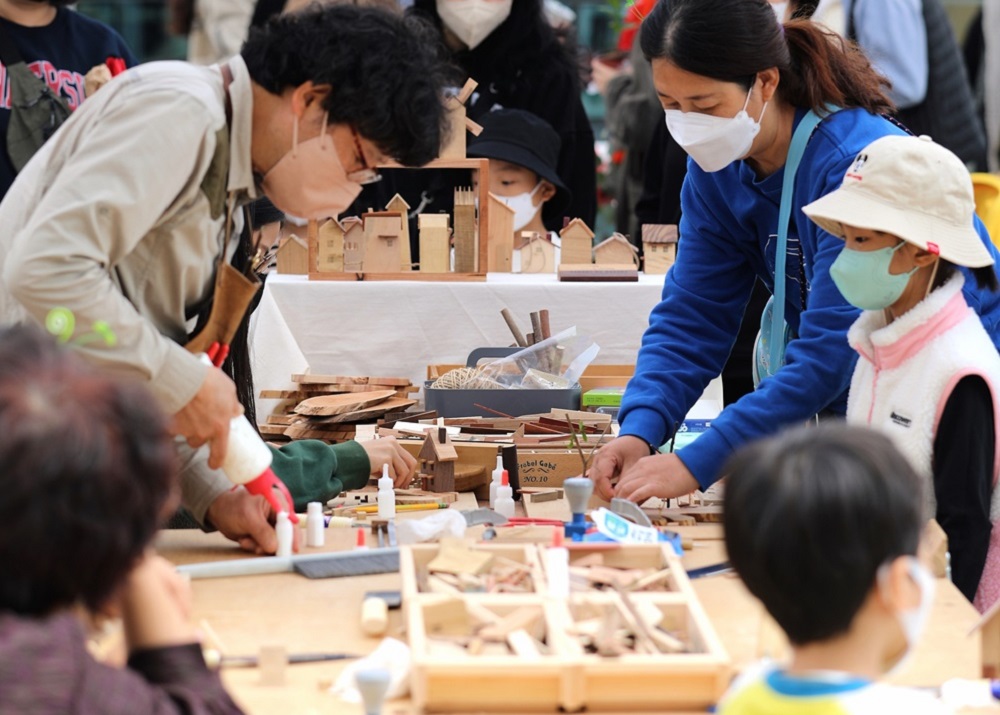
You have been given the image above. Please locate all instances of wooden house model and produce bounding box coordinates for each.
[342,217,365,272]
[517,231,557,274]
[559,218,595,265]
[315,218,344,273]
[275,235,309,275]
[594,233,640,267]
[385,193,413,271]
[418,213,451,273]
[642,224,679,275]
[419,427,458,493]
[361,211,404,274]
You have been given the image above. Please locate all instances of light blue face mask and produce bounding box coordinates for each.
[830,242,917,311]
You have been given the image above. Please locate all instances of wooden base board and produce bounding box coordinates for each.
[308,271,487,282]
[558,263,639,282]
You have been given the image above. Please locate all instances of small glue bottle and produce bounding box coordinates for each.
[306,501,325,547]
[377,464,395,519]
[489,454,504,509]
[495,470,515,518]
[275,511,293,557]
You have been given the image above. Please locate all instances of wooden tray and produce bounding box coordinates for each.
[400,543,544,599]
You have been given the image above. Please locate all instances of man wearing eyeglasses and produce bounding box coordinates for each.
[0,5,447,553]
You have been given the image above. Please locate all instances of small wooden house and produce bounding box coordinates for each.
[594,233,640,267]
[487,193,515,273]
[342,216,365,272]
[275,235,309,275]
[419,427,458,493]
[642,224,679,275]
[418,213,451,273]
[559,217,595,266]
[385,193,413,271]
[316,218,344,273]
[362,211,404,274]
[517,231,557,274]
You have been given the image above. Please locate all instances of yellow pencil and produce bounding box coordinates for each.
[351,503,448,514]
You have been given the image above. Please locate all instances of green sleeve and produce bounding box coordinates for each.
[267,440,371,512]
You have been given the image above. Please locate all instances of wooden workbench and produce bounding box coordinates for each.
[158,520,984,715]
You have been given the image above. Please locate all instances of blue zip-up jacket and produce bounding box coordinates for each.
[619,108,1000,488]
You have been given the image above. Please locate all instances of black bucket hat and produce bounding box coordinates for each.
[467,108,571,221]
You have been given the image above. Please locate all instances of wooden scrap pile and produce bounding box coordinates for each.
[422,598,551,659]
[567,593,688,657]
[258,373,418,444]
[568,552,678,594]
[416,540,535,595]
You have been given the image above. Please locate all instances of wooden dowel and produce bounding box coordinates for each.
[501,309,528,347]
[539,309,551,340]
[530,312,543,344]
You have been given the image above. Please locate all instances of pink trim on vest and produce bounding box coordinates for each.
[870,290,971,371]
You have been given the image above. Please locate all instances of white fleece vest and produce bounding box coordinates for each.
[846,274,1000,611]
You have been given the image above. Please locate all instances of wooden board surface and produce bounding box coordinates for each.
[292,389,396,416]
[291,374,412,387]
[306,397,416,424]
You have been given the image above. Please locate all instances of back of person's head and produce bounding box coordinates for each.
[639,0,893,116]
[0,325,177,616]
[242,4,450,167]
[722,423,924,646]
[411,0,577,94]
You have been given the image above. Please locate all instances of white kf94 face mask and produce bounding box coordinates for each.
[437,0,512,50]
[663,83,768,172]
[501,181,543,232]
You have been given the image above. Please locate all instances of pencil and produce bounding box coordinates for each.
[351,503,448,514]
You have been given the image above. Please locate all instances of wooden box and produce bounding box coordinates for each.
[404,543,730,712]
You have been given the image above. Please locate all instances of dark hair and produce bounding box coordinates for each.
[242,5,450,166]
[639,0,894,116]
[931,259,1000,293]
[722,423,924,646]
[0,325,176,616]
[410,0,578,98]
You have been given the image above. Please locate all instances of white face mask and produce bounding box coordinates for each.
[879,557,936,675]
[501,181,542,232]
[664,83,768,172]
[437,0,512,50]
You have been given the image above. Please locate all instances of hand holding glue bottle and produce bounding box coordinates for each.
[198,350,299,552]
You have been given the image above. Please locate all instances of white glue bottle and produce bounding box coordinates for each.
[489,454,504,509]
[306,501,325,547]
[377,464,396,519]
[198,355,298,525]
[275,511,293,557]
[544,529,570,599]
[495,470,515,518]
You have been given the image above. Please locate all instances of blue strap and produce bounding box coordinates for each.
[768,109,828,372]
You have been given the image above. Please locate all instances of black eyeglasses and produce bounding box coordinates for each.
[347,128,382,185]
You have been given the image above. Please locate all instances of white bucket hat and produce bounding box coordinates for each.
[803,134,994,268]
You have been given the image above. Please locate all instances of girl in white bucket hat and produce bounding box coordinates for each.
[804,134,1000,613]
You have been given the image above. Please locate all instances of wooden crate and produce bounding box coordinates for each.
[405,543,730,712]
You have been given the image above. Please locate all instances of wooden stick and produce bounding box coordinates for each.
[526,331,535,345]
[530,312,543,343]
[474,403,516,419]
[500,309,528,347]
[539,309,551,340]
[565,415,589,477]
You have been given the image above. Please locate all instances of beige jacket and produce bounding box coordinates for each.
[0,56,259,521]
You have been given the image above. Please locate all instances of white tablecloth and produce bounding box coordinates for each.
[248,273,668,421]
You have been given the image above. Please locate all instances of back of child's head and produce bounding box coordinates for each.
[0,325,177,616]
[722,423,924,645]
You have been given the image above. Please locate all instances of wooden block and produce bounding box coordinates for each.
[293,389,396,416]
[292,374,412,387]
[258,645,287,686]
[308,397,416,424]
[523,488,563,503]
[479,607,543,642]
[487,193,515,272]
[558,264,639,282]
[423,598,471,638]
[427,540,494,577]
[506,629,542,659]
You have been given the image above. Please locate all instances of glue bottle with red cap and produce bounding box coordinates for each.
[494,470,515,518]
[199,354,298,526]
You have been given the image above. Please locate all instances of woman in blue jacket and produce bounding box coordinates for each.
[590,0,1000,503]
